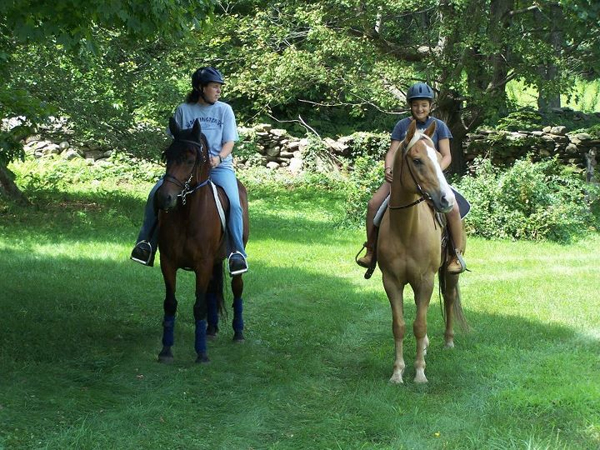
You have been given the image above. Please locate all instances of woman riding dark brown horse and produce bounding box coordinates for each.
[155,117,249,363]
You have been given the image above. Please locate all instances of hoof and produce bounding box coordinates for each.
[414,370,428,384]
[195,354,210,364]
[207,324,219,338]
[389,375,404,384]
[158,348,174,364]
[233,331,245,342]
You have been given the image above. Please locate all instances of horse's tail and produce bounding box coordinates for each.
[438,268,469,332]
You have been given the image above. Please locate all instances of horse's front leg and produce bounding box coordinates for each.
[383,275,406,384]
[231,274,245,342]
[194,267,212,363]
[412,277,434,383]
[158,263,178,363]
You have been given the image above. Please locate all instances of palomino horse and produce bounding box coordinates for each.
[378,120,467,384]
[155,117,249,363]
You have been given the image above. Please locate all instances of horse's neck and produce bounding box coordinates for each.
[388,162,423,239]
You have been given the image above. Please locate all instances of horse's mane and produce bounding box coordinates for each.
[162,131,205,164]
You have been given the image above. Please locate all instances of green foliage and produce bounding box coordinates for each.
[347,132,390,160]
[456,157,599,242]
[343,154,383,226]
[495,108,545,132]
[0,0,214,170]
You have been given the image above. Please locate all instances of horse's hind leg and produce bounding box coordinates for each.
[206,264,222,338]
[159,269,178,363]
[442,271,468,348]
[231,274,244,341]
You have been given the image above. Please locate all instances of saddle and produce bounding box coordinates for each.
[361,192,469,280]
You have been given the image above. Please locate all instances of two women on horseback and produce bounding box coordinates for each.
[356,82,467,275]
[130,66,248,276]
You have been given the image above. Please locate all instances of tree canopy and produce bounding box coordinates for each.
[2,0,599,195]
[0,0,215,200]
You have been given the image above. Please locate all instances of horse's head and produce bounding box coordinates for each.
[398,120,455,213]
[155,118,210,211]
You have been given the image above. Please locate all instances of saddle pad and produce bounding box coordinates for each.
[209,181,227,231]
[452,188,471,219]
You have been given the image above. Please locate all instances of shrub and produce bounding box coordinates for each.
[456,157,599,242]
[342,154,384,226]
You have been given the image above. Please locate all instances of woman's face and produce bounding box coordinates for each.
[410,99,431,122]
[201,82,222,104]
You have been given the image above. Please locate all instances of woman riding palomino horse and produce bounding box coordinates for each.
[378,119,468,383]
[131,66,248,277]
[154,117,249,363]
[356,82,467,277]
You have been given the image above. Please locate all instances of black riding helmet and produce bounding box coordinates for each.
[406,82,434,102]
[192,67,225,91]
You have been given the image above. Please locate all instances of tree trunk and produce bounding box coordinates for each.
[537,4,562,111]
[0,165,30,205]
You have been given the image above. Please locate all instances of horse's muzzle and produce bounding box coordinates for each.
[430,191,455,214]
[156,188,179,211]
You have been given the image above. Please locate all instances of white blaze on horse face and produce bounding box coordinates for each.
[423,139,456,205]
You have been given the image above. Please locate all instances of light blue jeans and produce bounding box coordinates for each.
[136,165,246,257]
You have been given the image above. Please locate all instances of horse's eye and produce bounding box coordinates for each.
[413,158,423,166]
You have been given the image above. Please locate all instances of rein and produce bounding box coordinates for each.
[388,133,434,210]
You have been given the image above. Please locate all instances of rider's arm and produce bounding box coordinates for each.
[384,140,402,183]
[437,138,452,171]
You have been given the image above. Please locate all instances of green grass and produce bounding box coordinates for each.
[1,160,599,449]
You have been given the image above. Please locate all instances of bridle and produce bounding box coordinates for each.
[163,139,210,206]
[388,133,434,210]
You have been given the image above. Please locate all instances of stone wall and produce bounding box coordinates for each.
[16,118,599,183]
[463,126,598,182]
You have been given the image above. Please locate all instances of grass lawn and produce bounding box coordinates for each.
[0,160,599,449]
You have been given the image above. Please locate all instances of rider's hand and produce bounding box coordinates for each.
[385,167,393,183]
[210,155,221,168]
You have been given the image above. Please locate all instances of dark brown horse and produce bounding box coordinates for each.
[155,118,249,363]
[378,120,467,383]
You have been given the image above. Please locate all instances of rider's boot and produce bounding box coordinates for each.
[131,241,156,267]
[356,223,377,269]
[228,251,248,276]
[446,206,467,274]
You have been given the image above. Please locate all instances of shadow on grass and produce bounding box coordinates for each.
[1,185,598,449]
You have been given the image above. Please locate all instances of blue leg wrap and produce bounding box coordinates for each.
[207,293,219,328]
[195,319,207,355]
[162,315,175,347]
[232,298,244,333]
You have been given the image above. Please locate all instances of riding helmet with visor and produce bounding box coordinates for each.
[407,82,434,102]
[192,67,225,90]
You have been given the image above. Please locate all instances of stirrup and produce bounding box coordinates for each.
[130,241,154,266]
[228,251,248,276]
[355,242,373,268]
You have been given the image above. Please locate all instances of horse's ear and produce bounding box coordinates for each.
[405,119,417,144]
[191,119,202,143]
[424,120,437,137]
[169,117,181,138]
